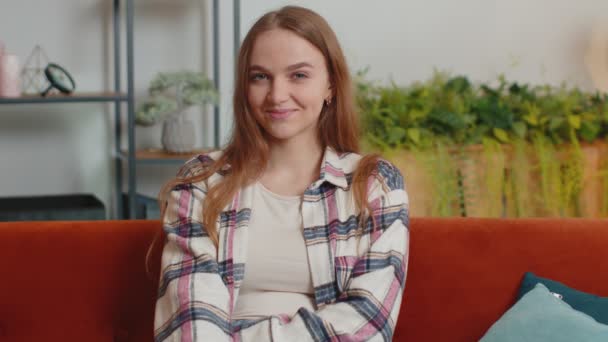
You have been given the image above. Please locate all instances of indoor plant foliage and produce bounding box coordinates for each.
[136,71,219,153]
[356,69,608,218]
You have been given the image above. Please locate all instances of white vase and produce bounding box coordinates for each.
[161,116,196,153]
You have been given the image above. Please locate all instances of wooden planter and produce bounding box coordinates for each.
[381,141,608,218]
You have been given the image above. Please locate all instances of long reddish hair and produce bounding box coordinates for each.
[150,6,378,264]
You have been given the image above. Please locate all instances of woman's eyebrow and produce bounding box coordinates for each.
[249,62,314,72]
[286,62,313,71]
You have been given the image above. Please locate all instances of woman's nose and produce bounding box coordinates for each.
[267,78,290,104]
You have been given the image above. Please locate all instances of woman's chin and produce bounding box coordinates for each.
[267,130,296,142]
[263,120,319,144]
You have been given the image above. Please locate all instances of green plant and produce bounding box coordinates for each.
[411,142,461,217]
[136,71,219,126]
[532,133,562,216]
[507,139,532,217]
[357,70,608,150]
[482,138,506,217]
[357,69,608,218]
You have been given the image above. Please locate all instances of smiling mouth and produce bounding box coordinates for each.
[267,109,295,120]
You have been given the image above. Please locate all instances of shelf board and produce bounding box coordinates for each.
[0,92,128,104]
[119,148,212,164]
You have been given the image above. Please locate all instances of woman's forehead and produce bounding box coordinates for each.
[248,28,326,71]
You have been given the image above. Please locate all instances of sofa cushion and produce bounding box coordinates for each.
[480,283,608,342]
[517,272,608,325]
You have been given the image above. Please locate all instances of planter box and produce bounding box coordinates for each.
[382,141,608,218]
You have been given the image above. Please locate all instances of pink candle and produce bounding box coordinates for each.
[0,52,21,97]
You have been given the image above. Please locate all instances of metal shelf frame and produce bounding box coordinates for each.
[118,0,242,218]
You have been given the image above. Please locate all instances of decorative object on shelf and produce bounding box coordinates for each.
[0,45,21,98]
[20,45,51,94]
[40,63,76,96]
[161,116,196,154]
[136,71,219,153]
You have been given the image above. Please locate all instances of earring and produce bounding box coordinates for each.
[325,97,332,106]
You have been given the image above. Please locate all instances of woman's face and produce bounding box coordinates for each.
[247,28,332,143]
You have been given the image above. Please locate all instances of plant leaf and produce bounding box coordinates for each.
[513,122,527,138]
[493,127,510,143]
[407,128,421,145]
[567,115,581,129]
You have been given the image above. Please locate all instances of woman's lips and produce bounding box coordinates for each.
[267,109,295,120]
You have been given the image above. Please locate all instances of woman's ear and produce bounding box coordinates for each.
[325,85,334,103]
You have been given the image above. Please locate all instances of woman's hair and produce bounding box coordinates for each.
[150,6,379,266]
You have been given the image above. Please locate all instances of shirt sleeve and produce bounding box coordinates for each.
[234,160,410,342]
[154,158,233,342]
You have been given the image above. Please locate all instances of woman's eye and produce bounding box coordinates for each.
[293,72,308,80]
[250,73,268,81]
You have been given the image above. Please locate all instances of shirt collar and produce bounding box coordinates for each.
[312,146,349,190]
[209,147,351,190]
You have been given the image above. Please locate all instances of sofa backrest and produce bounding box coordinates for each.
[0,220,160,342]
[398,217,608,341]
[0,218,606,341]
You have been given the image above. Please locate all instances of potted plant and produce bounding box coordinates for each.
[136,71,219,153]
[356,69,608,218]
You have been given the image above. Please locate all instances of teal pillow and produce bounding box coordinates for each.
[518,272,608,324]
[481,283,608,342]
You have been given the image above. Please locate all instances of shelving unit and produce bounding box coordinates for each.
[0,92,128,104]
[0,0,136,219]
[118,148,212,165]
[0,0,242,220]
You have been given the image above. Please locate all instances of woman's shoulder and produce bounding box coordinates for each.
[342,152,403,189]
[373,158,404,192]
[175,150,227,185]
[337,150,399,172]
[332,150,403,195]
[361,156,407,208]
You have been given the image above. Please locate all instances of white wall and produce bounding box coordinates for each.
[240,0,608,88]
[1,0,607,217]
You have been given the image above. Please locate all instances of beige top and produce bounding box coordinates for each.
[232,181,315,319]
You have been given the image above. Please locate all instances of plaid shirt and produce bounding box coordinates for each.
[154,147,410,341]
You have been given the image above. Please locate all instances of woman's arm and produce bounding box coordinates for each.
[154,160,233,342]
[236,162,409,342]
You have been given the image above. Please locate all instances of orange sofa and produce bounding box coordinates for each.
[1,218,607,341]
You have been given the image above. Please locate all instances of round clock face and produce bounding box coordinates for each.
[50,67,69,87]
[45,63,75,93]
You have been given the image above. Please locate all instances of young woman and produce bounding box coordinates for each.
[154,5,409,341]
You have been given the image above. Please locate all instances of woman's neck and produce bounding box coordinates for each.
[261,136,324,196]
